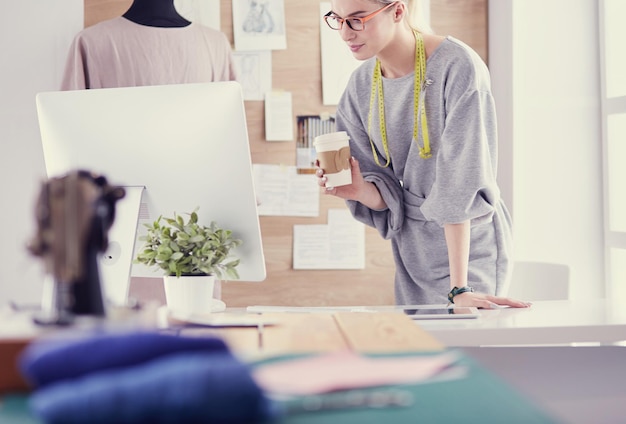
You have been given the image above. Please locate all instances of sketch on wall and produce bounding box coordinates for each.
[232,0,287,51]
[232,50,272,101]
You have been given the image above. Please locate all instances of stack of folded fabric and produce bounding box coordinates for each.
[18,331,279,424]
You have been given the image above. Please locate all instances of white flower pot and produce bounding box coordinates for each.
[163,275,225,316]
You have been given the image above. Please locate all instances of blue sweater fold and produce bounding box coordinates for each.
[20,331,228,387]
[19,331,278,424]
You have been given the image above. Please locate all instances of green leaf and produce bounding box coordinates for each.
[170,251,184,261]
[133,207,241,278]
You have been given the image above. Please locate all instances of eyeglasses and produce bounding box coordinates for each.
[324,2,396,31]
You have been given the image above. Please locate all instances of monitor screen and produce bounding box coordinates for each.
[36,81,266,306]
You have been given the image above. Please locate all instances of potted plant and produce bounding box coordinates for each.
[134,208,241,315]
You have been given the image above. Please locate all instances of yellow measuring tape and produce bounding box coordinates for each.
[367,30,431,168]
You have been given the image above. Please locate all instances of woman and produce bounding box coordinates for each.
[317,0,530,309]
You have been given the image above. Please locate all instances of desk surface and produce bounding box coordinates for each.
[241,299,626,347]
[416,298,626,346]
[0,307,560,423]
[2,299,622,424]
[165,309,446,355]
[6,298,624,349]
[0,307,445,393]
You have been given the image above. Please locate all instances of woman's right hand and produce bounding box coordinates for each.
[315,156,363,200]
[315,157,386,210]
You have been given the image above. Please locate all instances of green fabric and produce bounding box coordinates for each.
[266,353,557,424]
[1,352,557,424]
[0,395,41,424]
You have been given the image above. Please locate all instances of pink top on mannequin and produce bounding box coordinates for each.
[61,0,237,90]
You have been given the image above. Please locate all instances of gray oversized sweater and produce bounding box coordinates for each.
[337,36,513,305]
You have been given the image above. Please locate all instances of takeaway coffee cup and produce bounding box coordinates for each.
[314,131,352,188]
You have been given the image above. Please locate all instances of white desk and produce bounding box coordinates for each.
[245,301,626,423]
[416,299,626,347]
[247,299,626,347]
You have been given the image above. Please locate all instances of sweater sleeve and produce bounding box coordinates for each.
[345,172,404,240]
[336,94,405,240]
[419,87,500,227]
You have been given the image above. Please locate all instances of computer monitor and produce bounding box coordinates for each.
[36,81,266,306]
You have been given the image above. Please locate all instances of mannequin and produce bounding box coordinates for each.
[123,0,190,28]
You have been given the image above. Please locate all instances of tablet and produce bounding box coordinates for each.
[403,307,480,320]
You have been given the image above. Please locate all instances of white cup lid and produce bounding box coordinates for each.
[314,131,350,146]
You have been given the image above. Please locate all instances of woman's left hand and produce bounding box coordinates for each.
[452,291,532,309]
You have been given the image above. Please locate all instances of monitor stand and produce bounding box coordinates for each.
[100,186,145,307]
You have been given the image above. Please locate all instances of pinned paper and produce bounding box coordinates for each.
[293,209,364,269]
[264,91,293,141]
[232,51,272,101]
[232,0,287,51]
[252,164,319,216]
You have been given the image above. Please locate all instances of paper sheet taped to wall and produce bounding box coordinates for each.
[252,164,319,216]
[293,209,365,269]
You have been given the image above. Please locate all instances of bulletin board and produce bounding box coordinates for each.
[84,0,488,307]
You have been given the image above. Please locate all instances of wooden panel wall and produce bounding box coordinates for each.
[84,0,487,307]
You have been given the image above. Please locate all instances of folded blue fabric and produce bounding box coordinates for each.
[29,351,279,424]
[20,331,228,387]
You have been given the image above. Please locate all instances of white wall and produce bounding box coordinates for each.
[0,2,83,305]
[490,0,605,300]
[489,0,514,212]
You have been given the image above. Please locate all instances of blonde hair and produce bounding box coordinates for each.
[371,0,433,33]
[404,0,433,33]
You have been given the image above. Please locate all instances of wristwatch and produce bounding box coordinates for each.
[447,286,474,304]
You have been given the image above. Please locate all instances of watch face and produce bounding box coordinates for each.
[449,286,474,302]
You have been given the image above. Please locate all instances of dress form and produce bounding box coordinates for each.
[123,0,191,28]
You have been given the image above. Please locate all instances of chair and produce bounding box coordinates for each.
[506,261,570,301]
